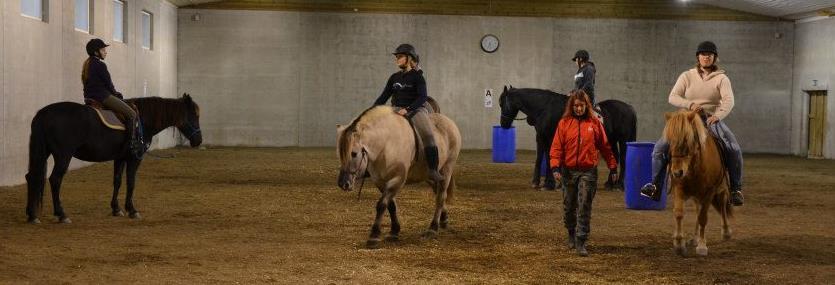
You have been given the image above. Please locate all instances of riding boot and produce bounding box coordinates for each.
[425,146,444,183]
[575,237,589,257]
[567,229,576,250]
[129,119,147,160]
[640,138,669,202]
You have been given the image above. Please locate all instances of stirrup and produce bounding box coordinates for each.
[640,183,661,201]
[730,190,744,206]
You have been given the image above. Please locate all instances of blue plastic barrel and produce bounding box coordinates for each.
[492,126,516,163]
[624,142,667,210]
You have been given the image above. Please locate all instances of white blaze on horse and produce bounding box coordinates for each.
[664,109,734,256]
[337,105,461,249]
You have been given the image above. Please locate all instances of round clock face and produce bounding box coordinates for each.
[481,34,499,53]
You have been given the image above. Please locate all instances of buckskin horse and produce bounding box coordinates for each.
[337,105,461,249]
[25,94,202,224]
[664,109,733,256]
[498,86,636,190]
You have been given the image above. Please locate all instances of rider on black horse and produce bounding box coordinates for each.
[82,38,146,159]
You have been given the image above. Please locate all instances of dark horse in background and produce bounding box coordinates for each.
[25,94,202,224]
[499,86,636,190]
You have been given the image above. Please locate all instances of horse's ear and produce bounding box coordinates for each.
[503,85,508,92]
[510,84,514,89]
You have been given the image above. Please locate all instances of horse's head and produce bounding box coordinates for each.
[176,93,203,147]
[665,110,706,180]
[499,85,521,128]
[336,124,368,192]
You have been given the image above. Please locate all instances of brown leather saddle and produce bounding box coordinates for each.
[84,99,134,131]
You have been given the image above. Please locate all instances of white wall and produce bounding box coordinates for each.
[792,17,835,158]
[178,9,795,155]
[0,0,179,186]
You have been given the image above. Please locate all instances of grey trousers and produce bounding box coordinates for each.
[395,103,436,148]
[563,168,597,240]
[102,95,136,122]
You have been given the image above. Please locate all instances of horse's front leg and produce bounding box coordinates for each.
[111,159,126,217]
[124,159,142,219]
[695,200,710,256]
[367,187,395,249]
[672,187,686,256]
[531,141,544,189]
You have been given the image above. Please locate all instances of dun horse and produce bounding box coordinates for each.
[337,105,461,249]
[664,109,733,256]
[25,94,202,224]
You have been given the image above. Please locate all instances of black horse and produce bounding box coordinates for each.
[25,94,202,224]
[499,86,636,190]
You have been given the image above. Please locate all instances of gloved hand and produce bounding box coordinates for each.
[552,167,562,183]
[609,169,618,183]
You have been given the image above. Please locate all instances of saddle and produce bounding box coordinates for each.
[84,99,131,131]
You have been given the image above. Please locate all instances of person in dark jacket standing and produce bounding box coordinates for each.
[373,43,443,183]
[82,38,145,158]
[550,89,618,257]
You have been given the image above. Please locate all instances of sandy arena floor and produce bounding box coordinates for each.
[0,147,833,284]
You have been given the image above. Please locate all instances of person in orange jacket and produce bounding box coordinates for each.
[549,89,618,257]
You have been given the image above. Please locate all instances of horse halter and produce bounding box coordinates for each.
[181,120,202,141]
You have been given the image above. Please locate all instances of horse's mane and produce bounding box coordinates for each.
[338,106,394,165]
[664,110,708,155]
[126,97,190,131]
[509,88,564,97]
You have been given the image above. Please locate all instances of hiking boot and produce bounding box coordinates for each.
[730,190,744,206]
[640,183,661,201]
[576,238,589,257]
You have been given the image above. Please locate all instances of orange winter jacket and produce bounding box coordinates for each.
[549,116,617,171]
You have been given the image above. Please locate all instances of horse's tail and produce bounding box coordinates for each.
[25,110,50,220]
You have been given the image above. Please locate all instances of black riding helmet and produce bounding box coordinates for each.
[86,38,109,58]
[392,43,419,61]
[696,41,717,56]
[571,49,589,62]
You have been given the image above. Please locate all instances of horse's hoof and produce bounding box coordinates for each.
[366,239,382,249]
[421,230,438,239]
[129,212,142,219]
[27,218,41,225]
[58,216,72,224]
[687,238,697,247]
[675,246,687,257]
[384,235,400,242]
[696,246,708,256]
[722,229,732,241]
[440,221,449,230]
[530,183,540,189]
[112,210,125,217]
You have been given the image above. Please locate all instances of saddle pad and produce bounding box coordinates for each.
[90,107,126,131]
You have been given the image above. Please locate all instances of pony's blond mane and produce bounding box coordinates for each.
[664,110,708,155]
